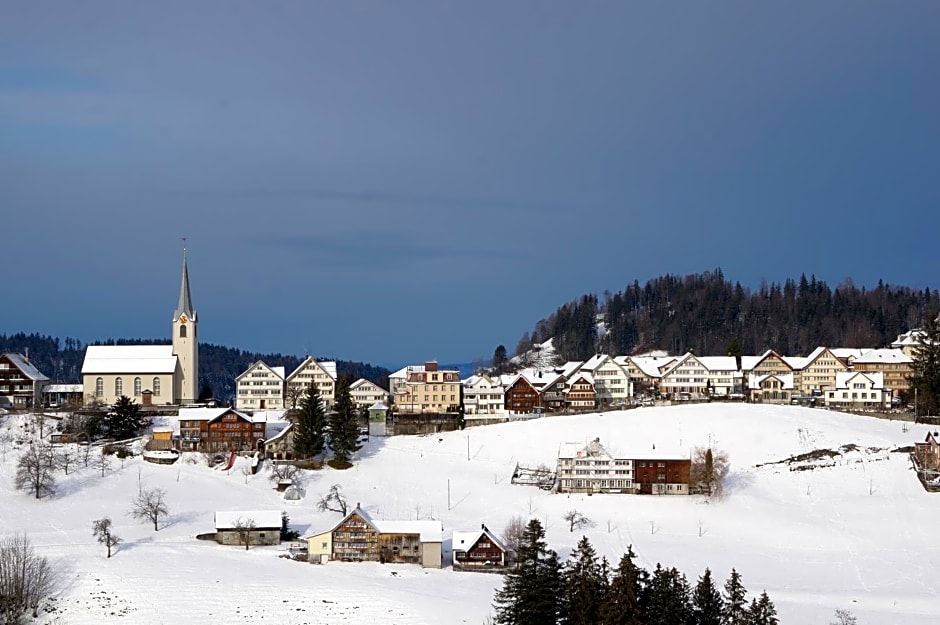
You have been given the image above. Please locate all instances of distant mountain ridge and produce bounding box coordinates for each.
[515,269,940,363]
[0,333,391,404]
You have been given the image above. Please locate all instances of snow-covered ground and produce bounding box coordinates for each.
[0,404,936,624]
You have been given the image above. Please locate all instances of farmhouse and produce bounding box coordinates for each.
[0,352,49,409]
[452,524,509,569]
[306,505,443,568]
[178,407,266,452]
[556,438,633,494]
[214,511,282,547]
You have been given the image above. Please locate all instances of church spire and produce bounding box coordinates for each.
[174,247,196,322]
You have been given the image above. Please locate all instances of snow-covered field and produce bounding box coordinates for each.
[1,404,937,624]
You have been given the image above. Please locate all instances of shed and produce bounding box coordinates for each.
[214,510,282,547]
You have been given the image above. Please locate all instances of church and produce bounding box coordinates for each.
[81,251,199,407]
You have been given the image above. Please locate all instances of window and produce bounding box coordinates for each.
[115,377,123,396]
[179,325,187,338]
[96,377,104,397]
[134,377,142,396]
[153,378,161,396]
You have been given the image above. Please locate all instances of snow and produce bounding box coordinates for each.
[0,404,937,624]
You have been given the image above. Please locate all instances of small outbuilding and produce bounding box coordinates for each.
[214,510,282,547]
[452,524,510,570]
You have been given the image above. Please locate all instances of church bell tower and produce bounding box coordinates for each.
[172,248,199,404]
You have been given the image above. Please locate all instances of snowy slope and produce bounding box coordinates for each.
[0,404,937,624]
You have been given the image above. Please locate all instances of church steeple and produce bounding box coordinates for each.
[174,248,196,322]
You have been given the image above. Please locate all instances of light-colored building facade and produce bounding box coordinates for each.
[580,355,633,407]
[393,362,460,413]
[556,438,633,494]
[461,374,506,415]
[235,361,285,411]
[798,347,849,395]
[852,348,913,396]
[747,373,795,404]
[824,371,889,410]
[349,378,388,410]
[285,358,337,409]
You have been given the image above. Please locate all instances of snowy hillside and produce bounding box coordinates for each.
[0,404,936,624]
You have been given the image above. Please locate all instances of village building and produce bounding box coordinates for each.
[80,250,198,407]
[556,438,634,494]
[794,347,849,396]
[0,352,49,409]
[41,383,83,409]
[503,374,542,414]
[747,373,796,404]
[633,455,692,495]
[285,357,337,409]
[914,431,940,471]
[824,371,890,410]
[452,524,510,569]
[348,378,389,410]
[852,348,913,397]
[392,361,460,413]
[579,354,633,408]
[306,506,443,568]
[565,373,597,411]
[235,361,285,411]
[178,407,266,452]
[214,510,282,547]
[461,374,507,416]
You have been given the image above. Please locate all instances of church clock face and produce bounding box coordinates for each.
[179,314,188,324]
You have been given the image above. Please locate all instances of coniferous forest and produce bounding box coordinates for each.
[518,269,940,363]
[0,333,390,404]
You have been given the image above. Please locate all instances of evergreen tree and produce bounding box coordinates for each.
[328,376,360,466]
[493,344,509,374]
[104,395,145,439]
[746,591,778,625]
[493,519,562,625]
[293,382,326,459]
[722,569,748,625]
[642,564,692,625]
[909,313,940,418]
[692,568,724,625]
[560,536,607,625]
[726,338,743,371]
[599,546,645,625]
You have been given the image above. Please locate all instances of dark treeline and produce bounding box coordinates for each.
[520,269,940,362]
[0,332,390,403]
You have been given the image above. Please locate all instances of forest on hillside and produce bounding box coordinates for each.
[516,269,940,363]
[0,333,390,403]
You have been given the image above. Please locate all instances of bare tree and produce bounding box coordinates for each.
[95,449,113,477]
[563,509,592,532]
[830,608,857,625]
[57,446,77,475]
[501,515,526,554]
[690,445,730,498]
[317,484,348,515]
[234,517,257,550]
[241,465,252,484]
[0,533,55,622]
[129,487,169,531]
[92,517,121,558]
[285,384,305,410]
[80,443,93,468]
[14,445,57,499]
[269,463,301,485]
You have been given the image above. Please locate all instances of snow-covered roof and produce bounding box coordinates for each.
[235,360,285,381]
[81,345,177,374]
[42,384,83,393]
[2,353,49,381]
[452,527,507,554]
[287,357,337,381]
[559,438,611,460]
[629,356,676,378]
[368,402,388,410]
[310,507,443,543]
[178,407,233,421]
[747,373,795,390]
[852,348,912,365]
[581,354,607,371]
[697,356,740,372]
[739,355,764,371]
[390,364,425,379]
[351,378,386,392]
[834,371,884,390]
[214,510,282,530]
[265,422,292,443]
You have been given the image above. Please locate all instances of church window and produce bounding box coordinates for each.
[179,325,187,338]
[115,377,123,396]
[153,378,161,396]
[96,378,103,397]
[134,377,142,396]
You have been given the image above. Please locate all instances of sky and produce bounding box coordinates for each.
[2,2,939,368]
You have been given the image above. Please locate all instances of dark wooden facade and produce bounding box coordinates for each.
[179,408,264,452]
[633,458,691,495]
[505,377,541,414]
[0,353,48,409]
[566,375,597,411]
[332,512,380,562]
[453,526,507,568]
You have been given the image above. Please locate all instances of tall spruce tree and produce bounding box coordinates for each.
[105,395,145,439]
[746,591,778,625]
[328,376,361,466]
[642,564,692,625]
[599,546,645,625]
[909,313,940,418]
[560,536,607,625]
[692,567,724,625]
[293,382,326,459]
[722,568,749,625]
[493,519,562,625]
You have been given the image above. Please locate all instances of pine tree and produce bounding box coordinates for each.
[599,546,645,625]
[293,382,326,459]
[746,591,778,625]
[327,376,360,467]
[692,568,724,625]
[560,536,607,625]
[493,519,562,625]
[909,313,940,418]
[493,345,509,374]
[104,395,145,440]
[642,564,692,625]
[722,568,748,625]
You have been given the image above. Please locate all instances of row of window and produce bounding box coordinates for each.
[95,377,161,397]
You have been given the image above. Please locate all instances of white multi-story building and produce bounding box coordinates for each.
[579,354,633,407]
[285,357,337,409]
[235,361,285,410]
[824,371,889,410]
[349,378,389,410]
[461,374,506,415]
[556,438,633,494]
[393,361,460,413]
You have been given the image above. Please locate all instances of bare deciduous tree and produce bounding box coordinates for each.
[690,445,730,498]
[80,443,93,468]
[563,509,592,532]
[95,449,113,477]
[269,463,301,485]
[14,445,57,499]
[317,484,348,515]
[0,533,55,623]
[234,517,257,550]
[57,446,76,475]
[129,487,169,531]
[92,517,121,558]
[830,608,857,625]
[501,515,526,554]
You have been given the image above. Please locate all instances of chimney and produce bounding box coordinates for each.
[356,502,360,510]
[425,361,438,372]
[24,348,29,363]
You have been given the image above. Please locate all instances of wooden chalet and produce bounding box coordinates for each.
[504,375,542,414]
[633,456,691,495]
[178,407,266,452]
[452,524,509,569]
[566,373,597,411]
[915,431,940,471]
[306,505,443,568]
[0,352,49,409]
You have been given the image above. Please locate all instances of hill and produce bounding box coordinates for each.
[517,269,940,362]
[0,332,391,403]
[1,405,937,623]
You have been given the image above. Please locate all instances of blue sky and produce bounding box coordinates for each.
[2,2,938,368]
